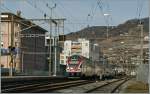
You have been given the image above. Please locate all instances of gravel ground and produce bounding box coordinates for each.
[118,79,149,93]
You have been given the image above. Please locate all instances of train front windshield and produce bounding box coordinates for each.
[68,64,77,67]
[67,55,82,70]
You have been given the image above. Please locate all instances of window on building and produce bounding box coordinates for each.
[1,64,4,68]
[1,31,3,41]
[46,39,50,44]
[61,56,64,59]
[15,32,19,37]
[15,42,17,46]
[85,43,88,46]
[1,42,3,47]
[61,60,64,64]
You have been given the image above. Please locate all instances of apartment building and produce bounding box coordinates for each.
[60,38,100,65]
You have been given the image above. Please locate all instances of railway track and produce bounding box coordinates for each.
[85,78,128,93]
[2,80,51,89]
[2,77,129,93]
[2,80,93,93]
[51,78,129,93]
[31,80,93,93]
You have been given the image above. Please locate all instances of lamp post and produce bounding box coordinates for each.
[93,43,98,81]
[120,41,126,74]
[104,13,110,40]
[93,43,99,62]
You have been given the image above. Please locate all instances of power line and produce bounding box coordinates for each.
[1,1,27,17]
[105,0,114,27]
[51,0,80,35]
[1,0,46,28]
[26,0,45,14]
[87,1,99,26]
[50,0,89,36]
[97,0,107,25]
[25,0,52,19]
[52,0,78,22]
[135,0,145,24]
[1,3,15,13]
[42,0,60,19]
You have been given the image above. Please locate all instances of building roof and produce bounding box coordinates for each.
[1,12,48,32]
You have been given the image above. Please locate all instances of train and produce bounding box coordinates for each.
[66,55,118,80]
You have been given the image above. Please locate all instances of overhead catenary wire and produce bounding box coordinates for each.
[51,0,82,37]
[105,0,114,27]
[135,0,145,24]
[25,0,58,24]
[86,1,98,26]
[25,0,46,16]
[1,0,52,38]
[1,1,27,17]
[136,0,144,19]
[91,4,99,25]
[1,0,52,30]
[97,0,108,26]
[51,0,78,23]
[51,0,98,38]
[1,3,16,13]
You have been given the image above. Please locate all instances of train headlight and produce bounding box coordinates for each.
[70,67,73,70]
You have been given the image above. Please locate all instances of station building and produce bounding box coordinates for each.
[1,12,48,75]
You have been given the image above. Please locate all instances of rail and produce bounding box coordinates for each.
[85,78,129,93]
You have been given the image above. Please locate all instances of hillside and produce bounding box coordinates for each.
[65,17,149,55]
[66,17,149,41]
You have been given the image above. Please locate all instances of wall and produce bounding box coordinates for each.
[21,27,47,75]
[136,64,149,84]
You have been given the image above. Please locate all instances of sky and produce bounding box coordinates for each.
[1,0,149,34]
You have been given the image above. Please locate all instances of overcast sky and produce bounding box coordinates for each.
[1,0,149,34]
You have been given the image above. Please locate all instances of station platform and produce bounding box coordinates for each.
[119,79,149,93]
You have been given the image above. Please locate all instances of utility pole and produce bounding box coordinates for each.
[54,24,57,76]
[9,15,14,76]
[21,51,24,73]
[0,0,1,69]
[138,24,143,64]
[106,25,109,40]
[46,3,57,76]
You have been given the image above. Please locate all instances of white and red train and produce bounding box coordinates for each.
[66,55,116,79]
